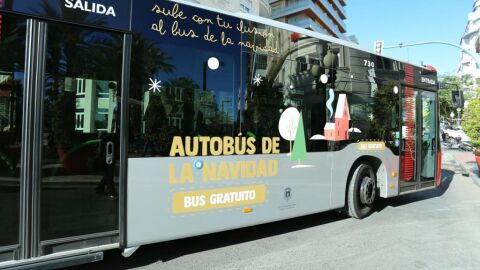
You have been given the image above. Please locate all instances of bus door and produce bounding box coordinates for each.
[0,13,25,263]
[1,12,126,267]
[38,22,124,255]
[399,88,438,193]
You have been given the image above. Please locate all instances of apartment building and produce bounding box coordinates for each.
[269,0,348,40]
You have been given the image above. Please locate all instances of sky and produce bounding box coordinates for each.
[346,0,473,76]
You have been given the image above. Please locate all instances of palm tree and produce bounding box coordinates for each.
[128,33,175,152]
[164,77,199,135]
[39,0,108,94]
[37,0,110,148]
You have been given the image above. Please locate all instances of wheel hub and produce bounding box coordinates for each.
[360,176,375,205]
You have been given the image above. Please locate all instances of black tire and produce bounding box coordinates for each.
[347,163,376,219]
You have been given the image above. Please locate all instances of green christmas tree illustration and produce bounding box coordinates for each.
[291,113,307,164]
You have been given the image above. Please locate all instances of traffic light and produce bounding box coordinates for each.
[374,41,384,55]
[451,90,464,108]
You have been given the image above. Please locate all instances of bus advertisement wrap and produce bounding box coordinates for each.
[0,0,439,267]
[124,0,422,248]
[126,143,399,247]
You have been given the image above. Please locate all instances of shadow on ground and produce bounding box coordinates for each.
[66,210,347,269]
[66,169,456,269]
[375,169,454,212]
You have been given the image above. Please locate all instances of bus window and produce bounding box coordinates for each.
[0,13,25,250]
[129,27,241,157]
[348,81,400,155]
[41,22,122,242]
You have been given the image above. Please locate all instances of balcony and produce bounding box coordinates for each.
[287,17,327,35]
[316,0,346,31]
[468,11,480,24]
[330,0,346,19]
[261,0,271,6]
[259,0,271,17]
[462,23,480,40]
[271,1,346,38]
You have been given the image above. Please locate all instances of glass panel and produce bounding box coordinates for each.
[127,0,404,158]
[242,53,329,153]
[128,28,241,157]
[0,13,25,248]
[348,82,400,155]
[41,23,122,240]
[421,91,436,181]
[344,47,401,155]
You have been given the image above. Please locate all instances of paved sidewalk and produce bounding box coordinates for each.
[464,158,480,187]
[443,149,480,187]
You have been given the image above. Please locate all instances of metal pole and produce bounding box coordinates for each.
[385,41,480,69]
[457,109,461,127]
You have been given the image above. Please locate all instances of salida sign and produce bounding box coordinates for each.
[0,0,129,30]
[64,0,116,17]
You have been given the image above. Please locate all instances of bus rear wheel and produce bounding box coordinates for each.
[347,163,376,219]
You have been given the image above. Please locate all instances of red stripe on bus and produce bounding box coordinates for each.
[401,64,415,181]
[436,151,442,187]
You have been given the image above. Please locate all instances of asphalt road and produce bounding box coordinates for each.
[69,149,480,270]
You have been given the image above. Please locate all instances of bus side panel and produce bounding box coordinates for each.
[126,142,400,248]
[126,152,334,248]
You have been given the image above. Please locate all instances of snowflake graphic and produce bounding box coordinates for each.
[253,74,263,86]
[148,78,162,93]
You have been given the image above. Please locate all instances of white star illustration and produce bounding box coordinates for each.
[253,74,263,86]
[148,78,162,93]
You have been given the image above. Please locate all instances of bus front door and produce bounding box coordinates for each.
[419,91,437,184]
[400,88,438,193]
[0,13,26,263]
[0,14,125,266]
[38,22,123,255]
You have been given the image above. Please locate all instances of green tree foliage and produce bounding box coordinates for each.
[438,86,455,123]
[462,92,480,147]
[370,82,398,141]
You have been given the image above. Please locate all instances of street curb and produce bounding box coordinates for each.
[466,163,480,188]
[456,160,471,177]
[456,155,480,187]
[442,151,480,187]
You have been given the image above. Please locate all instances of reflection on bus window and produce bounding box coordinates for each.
[128,36,239,157]
[41,22,122,240]
[70,77,118,133]
[0,14,25,248]
[0,72,15,133]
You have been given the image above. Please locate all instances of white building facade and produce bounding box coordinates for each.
[188,0,347,39]
[269,0,347,40]
[187,0,271,17]
[458,0,480,78]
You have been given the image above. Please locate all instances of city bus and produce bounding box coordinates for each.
[0,0,440,268]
